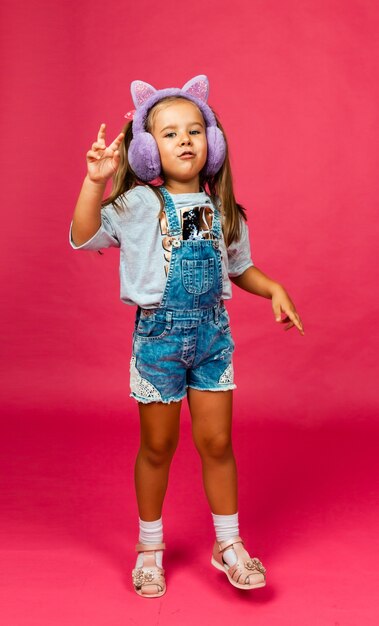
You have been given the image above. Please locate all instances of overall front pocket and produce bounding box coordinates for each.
[134,318,170,341]
[182,258,215,295]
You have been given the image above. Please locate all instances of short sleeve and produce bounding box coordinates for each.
[227,217,254,277]
[69,204,121,251]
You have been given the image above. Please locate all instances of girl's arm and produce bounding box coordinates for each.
[71,176,106,247]
[71,123,124,247]
[230,266,304,335]
[230,265,279,299]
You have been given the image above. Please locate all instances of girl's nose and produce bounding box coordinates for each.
[180,134,191,144]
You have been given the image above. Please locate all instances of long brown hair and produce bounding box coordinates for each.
[102,96,247,247]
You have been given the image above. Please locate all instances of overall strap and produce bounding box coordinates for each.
[211,202,222,239]
[159,187,181,237]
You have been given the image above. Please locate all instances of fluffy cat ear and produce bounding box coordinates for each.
[130,80,157,108]
[181,75,209,102]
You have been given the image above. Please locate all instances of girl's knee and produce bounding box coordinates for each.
[140,437,178,466]
[195,432,233,461]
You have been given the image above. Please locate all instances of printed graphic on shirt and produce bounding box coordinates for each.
[159,205,215,276]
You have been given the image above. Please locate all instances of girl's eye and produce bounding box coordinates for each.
[164,130,201,138]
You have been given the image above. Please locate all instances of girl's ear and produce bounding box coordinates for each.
[130,80,157,108]
[181,75,209,103]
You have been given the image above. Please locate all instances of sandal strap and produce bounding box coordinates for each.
[135,542,166,552]
[216,535,244,553]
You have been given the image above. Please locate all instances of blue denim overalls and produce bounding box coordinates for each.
[129,186,236,404]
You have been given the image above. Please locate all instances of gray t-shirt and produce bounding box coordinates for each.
[69,185,254,308]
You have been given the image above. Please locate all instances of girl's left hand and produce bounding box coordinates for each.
[271,285,305,335]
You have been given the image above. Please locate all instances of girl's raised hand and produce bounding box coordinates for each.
[86,123,125,183]
[271,285,305,336]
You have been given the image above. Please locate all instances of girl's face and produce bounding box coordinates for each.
[151,99,208,187]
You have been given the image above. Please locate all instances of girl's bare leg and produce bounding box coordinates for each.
[187,389,238,514]
[134,400,182,520]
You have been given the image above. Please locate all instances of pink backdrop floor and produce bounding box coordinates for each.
[2,397,378,625]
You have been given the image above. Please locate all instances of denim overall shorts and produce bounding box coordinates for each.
[129,186,236,404]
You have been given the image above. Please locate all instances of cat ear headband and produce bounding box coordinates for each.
[124,74,226,182]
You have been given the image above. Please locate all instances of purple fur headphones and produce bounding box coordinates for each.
[125,74,226,182]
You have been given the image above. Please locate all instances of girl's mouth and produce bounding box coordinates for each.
[179,153,195,159]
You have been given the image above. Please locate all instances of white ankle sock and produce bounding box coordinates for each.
[212,511,239,567]
[136,516,164,568]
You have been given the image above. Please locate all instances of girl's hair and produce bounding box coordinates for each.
[102,96,247,247]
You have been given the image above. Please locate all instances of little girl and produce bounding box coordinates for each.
[69,74,304,598]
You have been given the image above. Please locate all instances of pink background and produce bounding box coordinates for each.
[1,0,378,624]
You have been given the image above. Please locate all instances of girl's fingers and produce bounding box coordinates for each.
[287,313,304,334]
[87,137,123,161]
[280,309,304,334]
[97,123,106,142]
[91,131,124,154]
[108,132,125,151]
[273,304,282,322]
[292,312,304,331]
[273,297,304,335]
[87,149,102,160]
[91,141,105,151]
[296,320,305,334]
